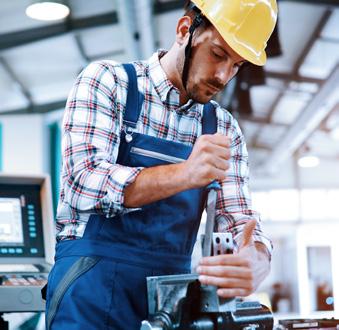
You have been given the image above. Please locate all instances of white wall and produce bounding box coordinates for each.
[257,222,299,312]
[0,114,48,175]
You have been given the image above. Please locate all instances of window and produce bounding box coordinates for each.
[252,189,299,221]
[252,188,339,222]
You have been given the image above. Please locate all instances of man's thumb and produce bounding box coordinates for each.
[240,220,256,249]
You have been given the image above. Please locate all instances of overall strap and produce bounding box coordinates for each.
[202,102,217,134]
[121,63,145,129]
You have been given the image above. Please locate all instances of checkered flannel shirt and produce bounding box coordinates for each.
[56,50,272,254]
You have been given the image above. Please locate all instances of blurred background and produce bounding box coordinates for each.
[0,0,338,328]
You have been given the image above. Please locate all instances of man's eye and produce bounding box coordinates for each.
[212,51,223,59]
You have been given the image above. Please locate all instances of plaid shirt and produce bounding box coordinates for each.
[56,50,272,254]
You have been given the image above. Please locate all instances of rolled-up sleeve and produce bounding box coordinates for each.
[215,111,273,256]
[60,61,143,217]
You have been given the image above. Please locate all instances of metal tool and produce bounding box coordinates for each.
[202,182,233,257]
[202,181,222,257]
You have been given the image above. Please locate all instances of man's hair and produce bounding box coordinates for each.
[183,0,212,30]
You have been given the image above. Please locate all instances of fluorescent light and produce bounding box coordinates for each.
[26,2,70,21]
[298,155,320,168]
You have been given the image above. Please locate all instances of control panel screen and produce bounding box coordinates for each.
[0,198,24,245]
[0,184,44,258]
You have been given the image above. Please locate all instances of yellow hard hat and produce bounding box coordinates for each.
[191,0,278,66]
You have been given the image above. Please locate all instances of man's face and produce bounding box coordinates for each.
[180,25,247,104]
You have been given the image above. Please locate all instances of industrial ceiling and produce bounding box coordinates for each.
[0,0,338,174]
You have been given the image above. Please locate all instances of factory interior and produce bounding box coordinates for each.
[0,0,338,329]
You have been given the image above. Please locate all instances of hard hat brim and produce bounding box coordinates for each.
[214,27,267,66]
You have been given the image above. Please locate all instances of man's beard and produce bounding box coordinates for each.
[176,54,224,104]
[187,78,224,104]
[187,83,210,104]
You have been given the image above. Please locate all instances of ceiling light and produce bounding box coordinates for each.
[26,1,70,21]
[298,155,320,168]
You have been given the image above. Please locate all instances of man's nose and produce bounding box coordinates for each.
[215,61,234,85]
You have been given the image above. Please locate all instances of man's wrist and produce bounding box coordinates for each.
[174,161,192,190]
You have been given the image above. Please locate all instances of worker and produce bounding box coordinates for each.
[45,0,278,329]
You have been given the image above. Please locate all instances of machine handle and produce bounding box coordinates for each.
[202,181,222,257]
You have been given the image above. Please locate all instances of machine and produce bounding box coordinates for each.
[0,174,54,324]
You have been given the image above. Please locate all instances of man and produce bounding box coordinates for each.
[45,0,277,329]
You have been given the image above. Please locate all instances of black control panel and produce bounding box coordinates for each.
[0,184,45,258]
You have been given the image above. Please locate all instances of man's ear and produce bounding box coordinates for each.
[176,16,192,45]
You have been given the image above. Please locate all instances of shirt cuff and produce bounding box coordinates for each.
[233,233,273,258]
[103,165,144,217]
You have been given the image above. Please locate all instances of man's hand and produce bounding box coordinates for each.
[182,133,231,189]
[197,220,270,298]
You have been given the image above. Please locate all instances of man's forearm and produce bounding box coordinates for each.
[124,163,189,207]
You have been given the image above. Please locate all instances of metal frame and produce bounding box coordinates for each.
[0,11,118,51]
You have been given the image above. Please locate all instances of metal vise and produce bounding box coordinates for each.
[141,183,273,329]
[140,273,273,330]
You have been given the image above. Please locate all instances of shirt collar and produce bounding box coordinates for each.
[147,50,198,113]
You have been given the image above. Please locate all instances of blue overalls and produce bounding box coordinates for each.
[45,64,217,330]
